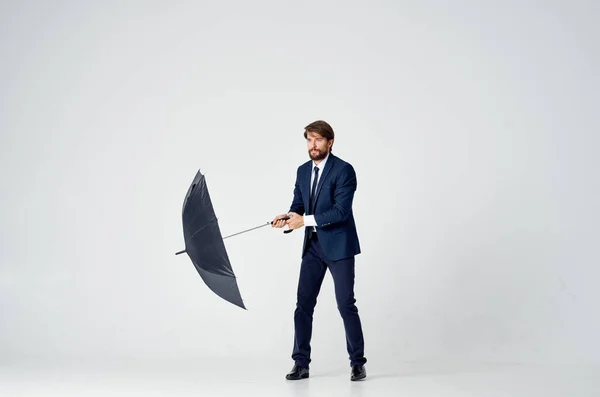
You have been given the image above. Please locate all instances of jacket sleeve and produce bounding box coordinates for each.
[314,164,356,227]
[288,166,305,215]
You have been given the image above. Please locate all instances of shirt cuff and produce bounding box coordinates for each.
[304,215,317,227]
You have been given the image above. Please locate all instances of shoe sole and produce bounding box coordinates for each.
[286,374,309,380]
[351,374,366,381]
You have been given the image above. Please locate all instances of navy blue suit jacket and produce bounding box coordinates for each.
[288,153,361,261]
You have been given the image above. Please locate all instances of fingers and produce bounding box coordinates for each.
[272,213,297,229]
[272,214,288,228]
[285,218,297,230]
[272,214,285,224]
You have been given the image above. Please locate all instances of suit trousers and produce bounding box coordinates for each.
[292,233,367,367]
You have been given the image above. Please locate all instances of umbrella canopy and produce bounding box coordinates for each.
[176,170,246,309]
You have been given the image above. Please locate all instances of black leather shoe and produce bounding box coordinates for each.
[351,365,366,381]
[286,365,309,380]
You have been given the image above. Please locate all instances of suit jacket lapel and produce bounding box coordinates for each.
[311,154,334,213]
[303,162,311,212]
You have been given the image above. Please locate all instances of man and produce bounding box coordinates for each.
[272,120,367,381]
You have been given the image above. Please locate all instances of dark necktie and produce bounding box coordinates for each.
[309,166,319,215]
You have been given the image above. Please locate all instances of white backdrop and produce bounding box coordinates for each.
[1,0,598,369]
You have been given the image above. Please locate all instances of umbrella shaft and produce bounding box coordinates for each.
[223,222,270,239]
[176,221,272,254]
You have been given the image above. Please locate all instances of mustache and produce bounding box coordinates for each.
[309,148,327,160]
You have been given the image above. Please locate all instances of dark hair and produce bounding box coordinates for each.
[304,120,335,151]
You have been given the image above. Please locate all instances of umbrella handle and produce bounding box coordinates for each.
[271,216,294,234]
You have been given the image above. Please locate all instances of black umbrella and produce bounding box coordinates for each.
[175,170,291,310]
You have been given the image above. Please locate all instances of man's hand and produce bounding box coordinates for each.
[286,212,304,230]
[272,214,289,228]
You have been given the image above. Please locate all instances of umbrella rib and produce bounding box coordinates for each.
[193,265,238,278]
[189,217,218,240]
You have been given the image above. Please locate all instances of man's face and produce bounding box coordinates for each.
[306,131,333,161]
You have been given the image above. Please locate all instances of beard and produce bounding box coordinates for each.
[309,148,328,161]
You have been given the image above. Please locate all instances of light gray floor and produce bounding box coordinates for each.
[1,357,598,397]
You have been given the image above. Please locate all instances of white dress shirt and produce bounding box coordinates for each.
[303,152,329,228]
